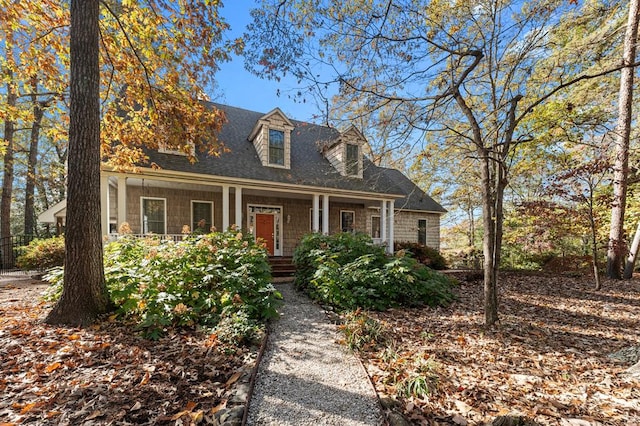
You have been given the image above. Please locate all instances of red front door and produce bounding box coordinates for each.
[255,213,275,255]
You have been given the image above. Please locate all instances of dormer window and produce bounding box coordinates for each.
[248,108,294,169]
[269,129,285,165]
[324,126,365,179]
[346,143,359,176]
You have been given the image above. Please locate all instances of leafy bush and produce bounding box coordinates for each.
[46,231,281,340]
[293,232,385,290]
[293,232,456,311]
[394,241,447,270]
[16,236,65,270]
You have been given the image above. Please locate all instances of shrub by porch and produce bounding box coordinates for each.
[45,230,281,341]
[293,232,456,311]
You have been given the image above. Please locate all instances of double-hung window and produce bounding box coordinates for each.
[268,129,285,166]
[142,197,166,234]
[346,143,359,176]
[192,201,213,233]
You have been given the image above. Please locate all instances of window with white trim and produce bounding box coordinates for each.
[345,143,359,176]
[192,201,213,233]
[341,210,355,233]
[268,129,285,166]
[371,215,381,238]
[141,197,166,234]
[309,208,324,231]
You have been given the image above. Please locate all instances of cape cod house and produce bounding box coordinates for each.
[41,104,445,256]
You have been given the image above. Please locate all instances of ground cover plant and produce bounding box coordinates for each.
[45,231,281,340]
[293,232,456,311]
[354,272,640,425]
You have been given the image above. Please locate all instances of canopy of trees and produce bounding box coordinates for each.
[245,0,639,324]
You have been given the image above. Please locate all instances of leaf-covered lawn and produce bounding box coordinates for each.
[0,279,256,425]
[360,273,640,425]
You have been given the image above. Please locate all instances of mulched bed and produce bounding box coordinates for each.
[0,278,257,425]
[359,272,640,425]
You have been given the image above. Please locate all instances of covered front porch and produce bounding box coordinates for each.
[100,169,400,255]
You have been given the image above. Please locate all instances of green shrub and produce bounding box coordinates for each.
[16,236,65,270]
[46,231,281,340]
[293,232,385,290]
[293,232,456,311]
[394,241,447,270]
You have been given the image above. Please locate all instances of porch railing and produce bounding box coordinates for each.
[107,233,187,242]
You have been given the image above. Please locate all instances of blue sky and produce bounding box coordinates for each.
[213,1,323,123]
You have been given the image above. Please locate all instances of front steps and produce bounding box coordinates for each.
[269,256,296,278]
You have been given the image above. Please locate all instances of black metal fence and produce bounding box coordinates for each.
[0,235,35,272]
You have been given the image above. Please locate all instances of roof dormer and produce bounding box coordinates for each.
[248,108,295,169]
[324,126,365,179]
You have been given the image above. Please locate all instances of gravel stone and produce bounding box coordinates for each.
[247,282,384,425]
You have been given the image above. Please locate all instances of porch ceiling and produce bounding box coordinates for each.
[119,177,385,207]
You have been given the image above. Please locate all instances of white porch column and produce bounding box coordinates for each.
[234,187,242,229]
[312,194,320,232]
[100,175,109,236]
[117,176,127,231]
[388,200,395,254]
[322,194,330,234]
[222,185,230,231]
[380,199,387,245]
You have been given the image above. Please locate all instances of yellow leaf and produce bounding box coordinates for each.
[226,371,242,386]
[210,401,226,414]
[19,402,38,414]
[45,362,62,373]
[190,410,203,422]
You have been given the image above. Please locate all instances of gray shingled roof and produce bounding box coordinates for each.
[382,168,447,213]
[145,104,445,213]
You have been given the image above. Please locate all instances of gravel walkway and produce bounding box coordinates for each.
[246,281,384,426]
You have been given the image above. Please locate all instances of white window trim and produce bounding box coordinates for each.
[191,200,214,232]
[140,197,167,235]
[370,214,381,238]
[340,210,356,233]
[309,208,324,231]
[345,143,360,176]
[267,127,287,168]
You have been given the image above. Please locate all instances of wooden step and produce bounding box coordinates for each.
[268,256,296,277]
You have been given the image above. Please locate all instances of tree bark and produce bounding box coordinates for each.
[46,0,109,326]
[623,221,640,279]
[589,197,602,290]
[607,0,640,279]
[25,76,47,237]
[1,33,16,267]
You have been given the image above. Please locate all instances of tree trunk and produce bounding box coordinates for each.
[46,0,109,326]
[25,76,46,237]
[480,150,499,326]
[590,208,602,290]
[623,221,640,279]
[607,0,640,279]
[1,34,16,267]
